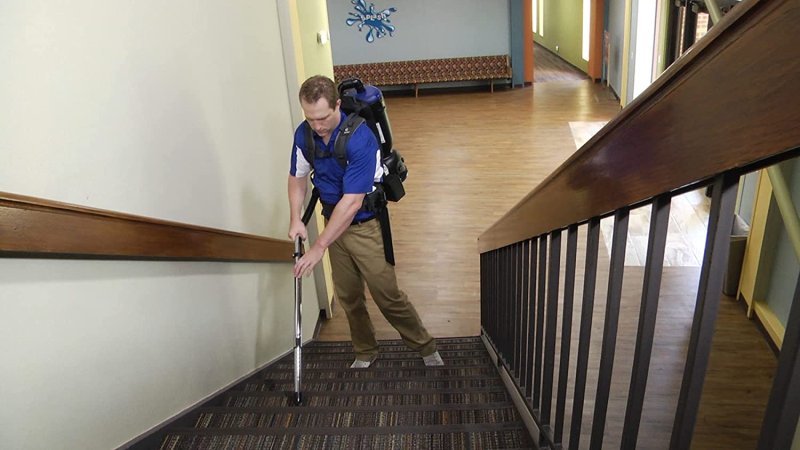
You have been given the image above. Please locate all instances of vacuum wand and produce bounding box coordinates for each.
[291,236,304,405]
[289,185,317,405]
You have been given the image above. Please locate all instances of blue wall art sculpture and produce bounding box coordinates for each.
[346,0,397,43]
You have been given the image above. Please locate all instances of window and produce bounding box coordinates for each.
[532,0,538,34]
[540,0,544,37]
[695,13,710,40]
[582,0,590,61]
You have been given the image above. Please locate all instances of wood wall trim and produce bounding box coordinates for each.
[479,0,800,253]
[588,0,604,81]
[754,301,784,349]
[0,192,294,262]
[523,0,534,83]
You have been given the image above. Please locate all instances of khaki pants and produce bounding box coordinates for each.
[328,218,436,360]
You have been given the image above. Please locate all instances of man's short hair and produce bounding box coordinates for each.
[299,75,338,109]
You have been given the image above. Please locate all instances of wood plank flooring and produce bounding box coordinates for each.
[316,80,778,448]
[534,42,590,83]
[552,261,776,449]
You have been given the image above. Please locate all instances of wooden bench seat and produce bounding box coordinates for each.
[334,55,512,97]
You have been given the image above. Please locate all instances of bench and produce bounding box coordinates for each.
[334,55,512,97]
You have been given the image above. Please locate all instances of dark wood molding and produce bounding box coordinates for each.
[0,192,294,262]
[479,0,800,253]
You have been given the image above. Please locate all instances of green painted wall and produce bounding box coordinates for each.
[764,159,800,327]
[534,0,589,73]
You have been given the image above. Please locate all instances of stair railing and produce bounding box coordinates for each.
[478,0,800,448]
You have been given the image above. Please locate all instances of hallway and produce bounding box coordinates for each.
[533,42,590,83]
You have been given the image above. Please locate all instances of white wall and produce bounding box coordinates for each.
[607,0,626,98]
[326,0,510,64]
[0,1,318,448]
[627,0,657,101]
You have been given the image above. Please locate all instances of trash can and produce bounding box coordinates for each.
[723,214,750,297]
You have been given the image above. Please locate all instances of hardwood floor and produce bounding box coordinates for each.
[316,80,778,448]
[534,42,590,83]
[552,262,776,449]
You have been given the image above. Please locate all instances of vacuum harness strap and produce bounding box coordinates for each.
[302,114,395,266]
[303,114,364,171]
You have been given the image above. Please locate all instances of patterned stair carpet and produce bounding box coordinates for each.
[153,336,534,449]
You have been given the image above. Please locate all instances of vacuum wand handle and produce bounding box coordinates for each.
[292,237,304,404]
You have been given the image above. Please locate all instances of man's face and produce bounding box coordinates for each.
[301,97,340,142]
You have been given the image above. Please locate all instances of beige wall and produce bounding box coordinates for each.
[0,1,318,448]
[296,0,335,79]
[284,0,337,313]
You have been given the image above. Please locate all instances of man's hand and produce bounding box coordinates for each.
[294,245,324,278]
[288,219,308,242]
[288,218,312,278]
[288,192,364,279]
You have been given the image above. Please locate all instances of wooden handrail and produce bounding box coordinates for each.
[0,191,294,262]
[478,0,800,253]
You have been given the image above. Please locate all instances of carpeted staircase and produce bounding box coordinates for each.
[143,336,534,449]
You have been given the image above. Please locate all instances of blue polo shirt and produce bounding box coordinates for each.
[289,111,382,222]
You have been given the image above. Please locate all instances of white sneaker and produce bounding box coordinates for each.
[350,354,377,369]
[422,351,444,366]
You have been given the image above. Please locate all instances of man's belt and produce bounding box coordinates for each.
[350,215,376,226]
[304,193,395,266]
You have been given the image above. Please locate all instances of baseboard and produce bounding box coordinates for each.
[117,347,297,449]
[480,331,541,446]
[753,301,785,349]
[382,80,513,97]
[313,308,326,340]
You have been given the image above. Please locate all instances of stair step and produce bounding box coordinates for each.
[291,355,491,366]
[197,401,518,414]
[194,405,521,428]
[268,359,492,371]
[258,365,500,377]
[238,378,503,392]
[169,422,527,435]
[228,366,501,392]
[302,346,488,359]
[222,390,512,408]
[302,344,488,355]
[160,425,533,450]
[306,336,484,347]
[227,386,508,397]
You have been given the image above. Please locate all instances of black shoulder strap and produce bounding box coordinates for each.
[303,122,316,171]
[333,113,366,170]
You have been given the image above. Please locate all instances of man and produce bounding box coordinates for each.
[287,75,442,368]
